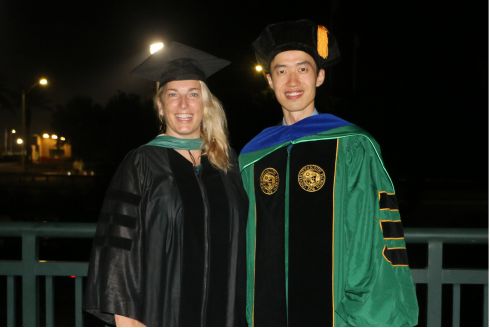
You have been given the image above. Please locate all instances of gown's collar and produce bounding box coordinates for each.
[241,113,352,154]
[146,135,203,150]
[282,108,319,126]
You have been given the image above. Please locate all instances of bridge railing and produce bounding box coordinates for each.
[0,222,487,326]
[407,227,488,326]
[0,222,94,326]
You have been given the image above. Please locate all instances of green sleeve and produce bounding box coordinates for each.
[334,136,418,326]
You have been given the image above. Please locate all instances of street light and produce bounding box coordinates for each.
[21,77,49,170]
[10,129,16,154]
[3,129,17,155]
[149,42,164,55]
[149,42,164,90]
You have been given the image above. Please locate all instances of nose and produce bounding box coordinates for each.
[286,71,299,86]
[179,96,188,109]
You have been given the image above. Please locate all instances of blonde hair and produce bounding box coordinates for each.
[154,81,231,172]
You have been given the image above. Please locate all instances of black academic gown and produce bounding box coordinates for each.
[84,145,248,326]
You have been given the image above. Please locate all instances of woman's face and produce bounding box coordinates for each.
[158,80,204,139]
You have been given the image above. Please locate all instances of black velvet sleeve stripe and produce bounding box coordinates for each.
[383,247,409,266]
[107,236,132,250]
[379,192,399,210]
[113,213,137,229]
[100,212,137,229]
[380,220,405,239]
[93,235,133,251]
[106,189,141,206]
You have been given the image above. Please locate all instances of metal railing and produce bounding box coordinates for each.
[407,228,488,326]
[0,223,487,326]
[0,222,94,326]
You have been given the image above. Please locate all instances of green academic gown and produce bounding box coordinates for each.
[239,114,418,326]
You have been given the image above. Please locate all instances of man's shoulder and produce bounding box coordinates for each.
[241,113,355,154]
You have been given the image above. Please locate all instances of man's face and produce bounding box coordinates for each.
[266,50,325,117]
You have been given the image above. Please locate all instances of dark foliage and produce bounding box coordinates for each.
[51,92,159,171]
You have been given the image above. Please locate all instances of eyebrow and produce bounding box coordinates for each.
[166,87,201,92]
[296,61,312,67]
[272,60,313,71]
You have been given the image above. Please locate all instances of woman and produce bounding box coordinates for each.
[84,42,248,326]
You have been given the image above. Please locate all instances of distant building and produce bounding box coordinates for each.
[32,133,72,163]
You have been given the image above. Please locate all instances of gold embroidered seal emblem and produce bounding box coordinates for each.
[298,164,326,192]
[260,168,279,195]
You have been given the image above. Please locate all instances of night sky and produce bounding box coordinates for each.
[1,1,488,196]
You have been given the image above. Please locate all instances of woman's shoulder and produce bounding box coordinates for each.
[229,147,238,161]
[115,144,169,172]
[134,143,170,158]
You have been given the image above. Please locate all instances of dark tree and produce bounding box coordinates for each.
[103,91,159,164]
[51,92,158,173]
[51,96,105,162]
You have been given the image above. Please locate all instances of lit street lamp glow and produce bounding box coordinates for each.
[255,65,263,72]
[21,75,49,170]
[51,134,58,140]
[42,133,50,139]
[149,42,164,55]
[16,138,23,145]
[11,129,16,134]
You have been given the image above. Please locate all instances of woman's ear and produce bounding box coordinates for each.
[156,97,164,117]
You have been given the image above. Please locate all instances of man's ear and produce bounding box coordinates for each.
[266,73,274,90]
[316,68,326,87]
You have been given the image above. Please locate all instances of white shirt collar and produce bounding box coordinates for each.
[282,108,319,126]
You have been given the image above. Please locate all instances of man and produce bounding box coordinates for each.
[239,19,418,326]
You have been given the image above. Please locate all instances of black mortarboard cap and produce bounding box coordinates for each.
[253,19,341,72]
[131,42,230,86]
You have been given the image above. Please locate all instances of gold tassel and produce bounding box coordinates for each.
[317,25,329,59]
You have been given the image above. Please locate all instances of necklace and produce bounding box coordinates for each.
[187,150,201,167]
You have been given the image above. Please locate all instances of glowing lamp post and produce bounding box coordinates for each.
[21,77,49,170]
